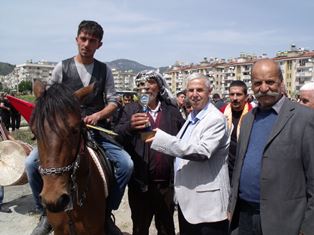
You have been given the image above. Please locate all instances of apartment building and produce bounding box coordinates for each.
[223,56,256,96]
[111,68,136,92]
[1,60,56,90]
[274,46,314,97]
[166,58,227,94]
[16,60,56,83]
[165,46,314,99]
[295,53,314,90]
[165,55,256,97]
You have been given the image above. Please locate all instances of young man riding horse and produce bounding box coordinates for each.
[25,20,133,235]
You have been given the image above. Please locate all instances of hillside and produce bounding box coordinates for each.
[158,66,170,74]
[0,62,15,75]
[107,59,155,73]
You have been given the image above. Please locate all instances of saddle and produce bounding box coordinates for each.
[86,133,115,198]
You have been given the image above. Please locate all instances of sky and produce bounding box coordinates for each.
[1,0,313,67]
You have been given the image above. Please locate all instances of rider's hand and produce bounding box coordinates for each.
[84,113,101,125]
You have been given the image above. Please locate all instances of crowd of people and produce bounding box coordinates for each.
[1,20,314,235]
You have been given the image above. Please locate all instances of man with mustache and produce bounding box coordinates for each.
[220,80,253,180]
[228,59,314,235]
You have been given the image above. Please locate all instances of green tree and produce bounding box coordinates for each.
[18,80,32,93]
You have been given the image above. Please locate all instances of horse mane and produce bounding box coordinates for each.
[30,83,81,144]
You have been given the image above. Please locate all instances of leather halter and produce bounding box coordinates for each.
[38,122,85,177]
[38,122,90,235]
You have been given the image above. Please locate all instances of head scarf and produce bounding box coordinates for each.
[135,70,176,106]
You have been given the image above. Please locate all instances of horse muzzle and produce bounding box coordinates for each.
[42,193,71,213]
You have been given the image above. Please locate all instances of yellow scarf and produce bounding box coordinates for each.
[223,102,250,139]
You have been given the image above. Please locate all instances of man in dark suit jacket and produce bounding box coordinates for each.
[228,59,314,235]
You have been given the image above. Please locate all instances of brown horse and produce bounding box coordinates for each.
[30,81,109,235]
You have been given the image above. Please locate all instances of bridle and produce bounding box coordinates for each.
[38,121,90,235]
[38,156,80,176]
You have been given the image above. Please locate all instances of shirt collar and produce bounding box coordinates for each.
[272,95,285,114]
[188,101,211,124]
[257,95,285,114]
[148,101,161,113]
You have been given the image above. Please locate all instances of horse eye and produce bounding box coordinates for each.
[72,127,80,135]
[30,128,37,137]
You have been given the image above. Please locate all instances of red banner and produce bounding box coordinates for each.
[6,95,35,124]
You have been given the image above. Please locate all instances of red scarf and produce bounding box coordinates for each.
[222,102,252,139]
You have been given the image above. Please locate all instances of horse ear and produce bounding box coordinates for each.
[74,83,95,103]
[33,80,46,98]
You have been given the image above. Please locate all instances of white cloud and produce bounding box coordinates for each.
[1,0,314,66]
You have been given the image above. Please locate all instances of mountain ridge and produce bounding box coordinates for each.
[0,62,15,75]
[106,59,155,73]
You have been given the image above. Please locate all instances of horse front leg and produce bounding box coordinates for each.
[47,211,70,235]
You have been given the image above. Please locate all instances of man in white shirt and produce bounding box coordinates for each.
[149,73,230,235]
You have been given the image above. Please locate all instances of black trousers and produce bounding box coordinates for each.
[10,112,21,131]
[238,199,262,235]
[1,113,10,130]
[128,182,175,235]
[178,206,228,235]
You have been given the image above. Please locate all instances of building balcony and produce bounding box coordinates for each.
[296,62,313,69]
[296,76,313,84]
[296,71,313,78]
[224,76,235,81]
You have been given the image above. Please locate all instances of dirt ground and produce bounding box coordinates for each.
[0,184,179,235]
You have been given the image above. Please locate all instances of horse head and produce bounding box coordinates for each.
[31,80,94,213]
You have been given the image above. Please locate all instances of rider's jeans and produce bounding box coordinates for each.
[25,147,44,213]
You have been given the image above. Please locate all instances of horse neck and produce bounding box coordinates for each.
[76,149,91,182]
